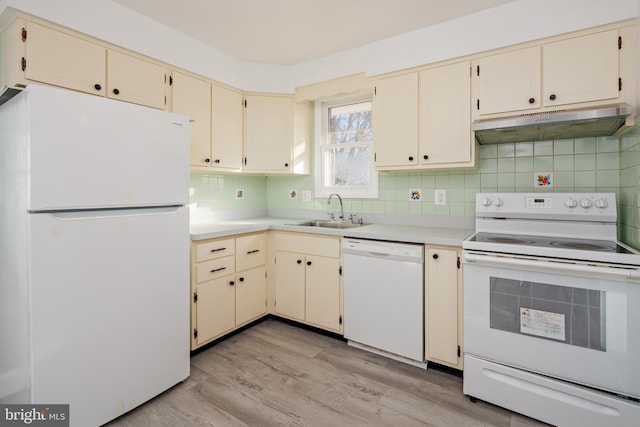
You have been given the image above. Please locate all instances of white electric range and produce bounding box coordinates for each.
[462,192,640,427]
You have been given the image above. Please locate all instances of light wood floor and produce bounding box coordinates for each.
[107,319,548,426]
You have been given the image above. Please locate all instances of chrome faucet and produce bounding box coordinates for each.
[327,193,343,221]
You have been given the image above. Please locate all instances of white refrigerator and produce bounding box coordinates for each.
[0,85,191,426]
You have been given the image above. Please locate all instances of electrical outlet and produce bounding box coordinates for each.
[302,190,311,202]
[435,189,446,205]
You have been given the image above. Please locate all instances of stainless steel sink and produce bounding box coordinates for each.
[288,219,370,229]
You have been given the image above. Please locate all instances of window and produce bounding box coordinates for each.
[315,96,378,198]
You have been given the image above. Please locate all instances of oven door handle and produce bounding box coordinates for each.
[463,252,640,280]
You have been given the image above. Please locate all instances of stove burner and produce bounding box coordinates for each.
[550,241,614,251]
[484,236,534,245]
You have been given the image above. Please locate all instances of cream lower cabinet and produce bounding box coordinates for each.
[274,232,342,333]
[191,233,267,350]
[425,245,463,370]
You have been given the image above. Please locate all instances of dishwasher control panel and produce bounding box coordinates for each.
[343,239,424,263]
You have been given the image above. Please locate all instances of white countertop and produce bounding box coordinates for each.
[190,217,474,247]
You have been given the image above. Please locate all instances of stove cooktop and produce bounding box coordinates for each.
[469,232,633,254]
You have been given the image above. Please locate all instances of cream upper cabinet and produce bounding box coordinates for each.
[372,73,419,168]
[473,29,623,118]
[419,61,474,167]
[171,71,212,167]
[211,84,243,171]
[243,94,294,173]
[274,232,342,333]
[107,49,167,110]
[542,30,620,108]
[3,20,106,96]
[473,46,541,116]
[425,246,462,370]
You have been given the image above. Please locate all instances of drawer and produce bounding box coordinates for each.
[275,233,340,258]
[236,233,266,271]
[196,238,235,262]
[196,256,235,283]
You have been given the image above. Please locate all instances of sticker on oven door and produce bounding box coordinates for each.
[520,308,565,341]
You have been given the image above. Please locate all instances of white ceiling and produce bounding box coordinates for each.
[114,0,515,65]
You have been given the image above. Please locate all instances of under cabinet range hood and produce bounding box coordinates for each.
[472,104,633,144]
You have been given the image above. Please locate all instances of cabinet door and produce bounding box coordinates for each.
[24,21,106,96]
[195,275,236,344]
[543,30,619,107]
[236,266,266,325]
[373,73,419,167]
[236,233,266,272]
[274,251,305,321]
[172,72,212,167]
[305,256,341,332]
[474,46,541,115]
[425,247,461,368]
[419,62,472,165]
[244,95,293,172]
[211,84,243,170]
[107,50,167,109]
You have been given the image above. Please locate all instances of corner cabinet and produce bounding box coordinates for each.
[273,232,342,333]
[473,29,628,118]
[171,71,212,167]
[190,233,267,350]
[243,94,311,174]
[425,245,463,370]
[373,62,476,171]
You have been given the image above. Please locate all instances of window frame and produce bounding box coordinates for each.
[314,94,378,199]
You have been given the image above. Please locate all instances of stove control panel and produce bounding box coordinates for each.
[476,193,617,222]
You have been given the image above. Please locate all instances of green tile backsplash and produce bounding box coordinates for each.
[189,132,640,250]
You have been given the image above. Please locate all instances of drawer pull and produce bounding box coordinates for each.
[210,267,227,273]
[247,249,260,254]
[210,247,227,253]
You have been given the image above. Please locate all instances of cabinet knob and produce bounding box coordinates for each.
[528,97,535,104]
[432,253,439,259]
[297,259,302,264]
[408,156,414,161]
[204,158,211,163]
[94,84,102,91]
[423,155,429,160]
[214,159,220,164]
[307,261,312,266]
[229,280,235,286]
[112,88,120,95]
[549,94,557,101]
[284,162,289,167]
[239,277,245,282]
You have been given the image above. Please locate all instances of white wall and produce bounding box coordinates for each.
[0,0,636,93]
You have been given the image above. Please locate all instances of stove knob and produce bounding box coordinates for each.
[494,197,504,207]
[580,198,593,209]
[595,198,608,209]
[565,198,578,208]
[481,197,492,207]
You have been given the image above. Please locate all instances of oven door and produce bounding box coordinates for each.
[463,252,640,399]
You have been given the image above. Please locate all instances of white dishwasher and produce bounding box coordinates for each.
[342,238,424,363]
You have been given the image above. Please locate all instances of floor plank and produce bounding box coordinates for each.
[106,319,548,427]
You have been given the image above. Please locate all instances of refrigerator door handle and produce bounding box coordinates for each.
[34,205,184,219]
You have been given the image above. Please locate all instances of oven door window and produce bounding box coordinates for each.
[490,277,606,351]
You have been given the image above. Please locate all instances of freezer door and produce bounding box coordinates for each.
[23,85,189,210]
[28,206,190,426]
